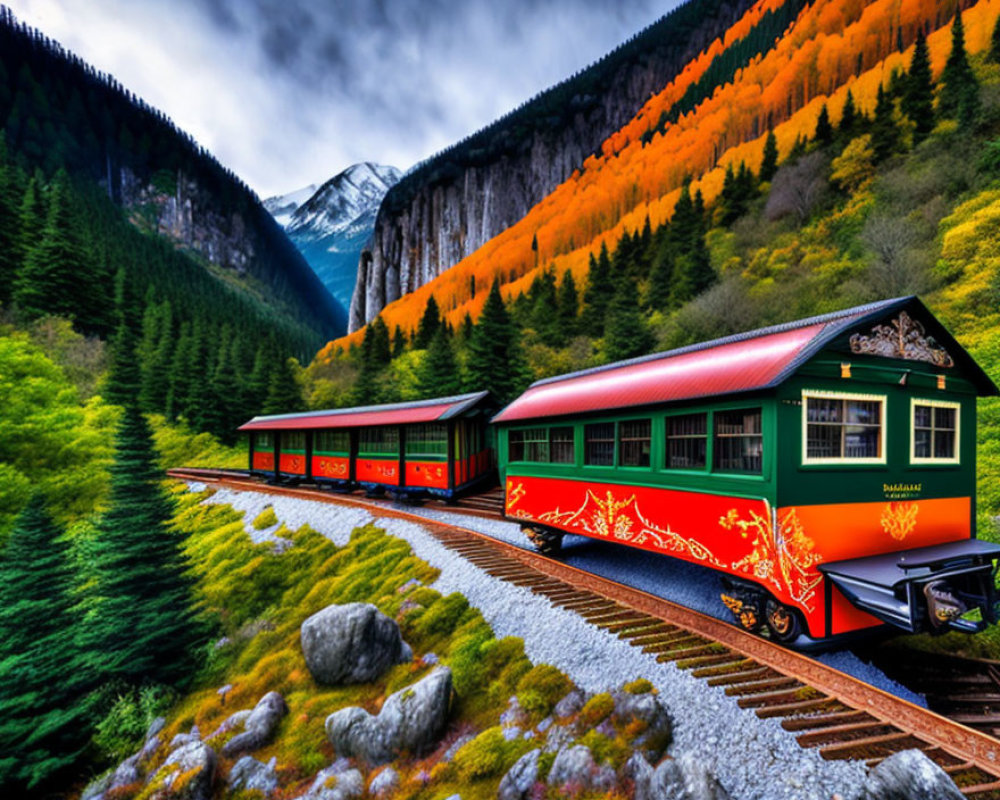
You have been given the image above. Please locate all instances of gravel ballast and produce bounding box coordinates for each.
[193,483,874,800]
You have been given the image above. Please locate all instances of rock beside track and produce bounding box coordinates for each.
[859,749,964,800]
[221,691,288,756]
[301,602,412,685]
[325,667,453,764]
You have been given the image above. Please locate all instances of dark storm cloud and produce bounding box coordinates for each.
[11,0,681,196]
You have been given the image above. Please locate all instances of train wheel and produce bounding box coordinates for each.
[720,588,763,633]
[765,598,802,643]
[523,526,563,555]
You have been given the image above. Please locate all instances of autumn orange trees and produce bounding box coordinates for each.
[321,0,1000,359]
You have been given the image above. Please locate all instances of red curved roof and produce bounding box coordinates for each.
[239,391,490,431]
[494,322,830,423]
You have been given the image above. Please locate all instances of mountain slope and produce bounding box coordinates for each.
[0,6,346,338]
[328,0,998,350]
[349,0,761,330]
[268,163,400,312]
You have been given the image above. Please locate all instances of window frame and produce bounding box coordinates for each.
[507,427,549,463]
[584,422,617,468]
[713,407,764,474]
[801,390,887,466]
[405,423,449,459]
[282,431,306,453]
[314,429,350,455]
[664,411,709,471]
[618,418,652,469]
[549,426,576,465]
[910,398,960,465]
[358,426,400,457]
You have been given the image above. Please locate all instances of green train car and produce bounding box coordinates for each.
[493,297,1000,645]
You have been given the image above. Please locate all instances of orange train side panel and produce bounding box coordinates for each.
[405,461,449,490]
[312,455,350,481]
[507,474,974,638]
[278,452,307,476]
[782,497,971,636]
[252,451,274,471]
[356,458,400,485]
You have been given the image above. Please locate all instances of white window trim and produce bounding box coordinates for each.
[801,389,887,466]
[910,398,961,465]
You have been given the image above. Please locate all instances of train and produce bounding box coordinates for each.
[239,296,1000,647]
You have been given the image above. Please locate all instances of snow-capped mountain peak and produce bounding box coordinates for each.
[265,162,401,313]
[288,162,401,238]
[263,183,319,228]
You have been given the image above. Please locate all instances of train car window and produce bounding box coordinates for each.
[406,424,448,457]
[619,420,651,467]
[255,432,273,450]
[585,423,615,466]
[359,427,399,456]
[315,430,350,453]
[523,428,549,462]
[550,427,575,464]
[283,432,306,452]
[509,430,525,461]
[714,409,762,473]
[803,392,884,463]
[911,400,959,463]
[666,413,707,469]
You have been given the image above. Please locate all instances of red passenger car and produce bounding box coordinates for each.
[239,391,496,499]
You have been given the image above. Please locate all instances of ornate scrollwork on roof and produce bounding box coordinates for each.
[849,312,954,367]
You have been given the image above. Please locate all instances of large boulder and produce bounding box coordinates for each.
[296,765,364,800]
[325,667,453,764]
[222,691,288,756]
[859,750,964,800]
[301,603,411,685]
[612,690,673,762]
[498,748,540,800]
[547,744,617,795]
[149,740,216,800]
[229,755,279,797]
[642,754,730,800]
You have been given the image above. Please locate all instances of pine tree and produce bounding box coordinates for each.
[104,316,142,407]
[529,268,560,346]
[903,27,935,143]
[16,171,45,270]
[139,300,174,414]
[369,317,391,367]
[939,12,980,124]
[81,401,206,690]
[646,244,674,311]
[465,280,526,404]
[760,130,779,182]
[555,269,579,343]
[13,170,90,321]
[0,141,22,304]
[0,497,94,793]
[263,354,303,414]
[391,326,407,358]
[871,84,900,162]
[581,243,614,331]
[814,104,833,145]
[458,312,474,343]
[839,90,858,137]
[604,279,653,362]
[415,295,441,349]
[418,326,462,398]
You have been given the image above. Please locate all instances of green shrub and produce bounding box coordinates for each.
[453,726,532,782]
[623,678,654,695]
[93,684,176,763]
[252,507,278,530]
[412,593,471,639]
[578,693,615,728]
[578,729,630,767]
[516,664,573,717]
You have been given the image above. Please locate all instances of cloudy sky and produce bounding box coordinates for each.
[8,0,680,198]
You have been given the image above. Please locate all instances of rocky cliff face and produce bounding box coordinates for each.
[349,0,754,331]
[114,166,347,335]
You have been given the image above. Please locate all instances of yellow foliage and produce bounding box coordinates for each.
[830,135,876,192]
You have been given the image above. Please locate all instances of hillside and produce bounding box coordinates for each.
[0,6,346,338]
[332,0,999,346]
[348,0,761,331]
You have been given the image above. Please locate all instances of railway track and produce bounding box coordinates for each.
[169,467,1000,796]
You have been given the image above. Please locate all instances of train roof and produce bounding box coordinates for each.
[239,391,493,431]
[493,296,997,424]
